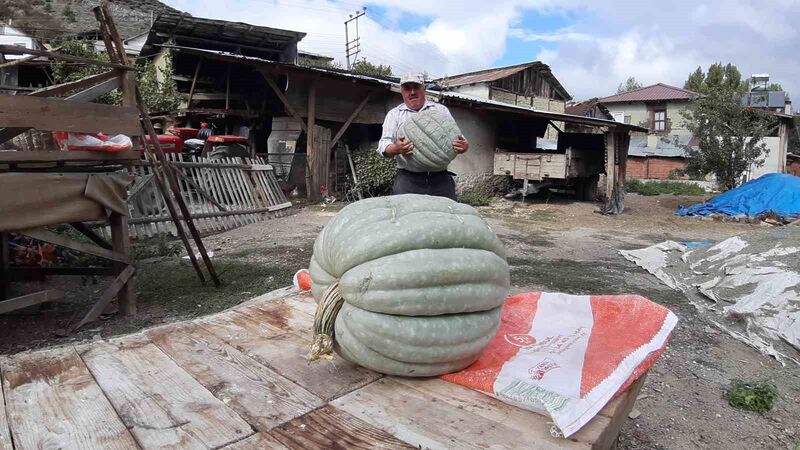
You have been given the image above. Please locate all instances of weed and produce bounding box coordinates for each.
[626,179,706,196]
[132,236,182,260]
[458,191,492,207]
[723,380,778,414]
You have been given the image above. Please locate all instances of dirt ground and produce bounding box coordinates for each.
[1,194,798,449]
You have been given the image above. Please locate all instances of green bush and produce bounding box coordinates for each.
[724,380,778,414]
[351,148,396,196]
[458,191,492,207]
[625,179,706,196]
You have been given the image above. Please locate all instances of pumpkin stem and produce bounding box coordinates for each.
[308,281,343,362]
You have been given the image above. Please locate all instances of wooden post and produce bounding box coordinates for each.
[187,57,204,108]
[306,82,317,201]
[605,131,616,200]
[778,119,788,173]
[618,132,628,189]
[110,213,135,316]
[0,232,8,300]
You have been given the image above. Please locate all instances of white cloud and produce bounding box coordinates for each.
[161,0,800,106]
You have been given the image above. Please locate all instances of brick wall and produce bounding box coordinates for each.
[626,157,688,180]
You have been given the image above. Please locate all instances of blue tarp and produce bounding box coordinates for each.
[677,173,800,217]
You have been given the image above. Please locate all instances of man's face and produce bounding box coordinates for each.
[401,83,426,110]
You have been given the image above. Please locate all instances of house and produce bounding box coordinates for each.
[435,62,572,141]
[0,24,49,93]
[598,83,701,180]
[742,74,792,114]
[564,98,613,133]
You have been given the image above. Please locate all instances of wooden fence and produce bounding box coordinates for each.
[126,154,291,239]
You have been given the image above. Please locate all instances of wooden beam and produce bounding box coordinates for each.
[72,264,135,331]
[187,57,204,107]
[70,222,112,250]
[225,63,231,113]
[306,82,317,200]
[0,54,42,69]
[0,95,141,135]
[19,227,132,264]
[0,232,7,300]
[0,45,133,71]
[0,290,64,314]
[259,69,308,133]
[0,150,139,164]
[29,69,121,98]
[127,203,292,224]
[328,92,372,152]
[617,132,629,188]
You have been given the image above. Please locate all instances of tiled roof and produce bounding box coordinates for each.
[598,83,701,104]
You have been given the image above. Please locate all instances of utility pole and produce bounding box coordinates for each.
[344,8,366,70]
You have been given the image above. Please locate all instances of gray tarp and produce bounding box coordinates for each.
[621,224,800,365]
[0,173,132,232]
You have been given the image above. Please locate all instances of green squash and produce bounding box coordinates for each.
[401,107,462,172]
[308,194,509,377]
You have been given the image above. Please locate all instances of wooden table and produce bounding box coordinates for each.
[0,287,645,450]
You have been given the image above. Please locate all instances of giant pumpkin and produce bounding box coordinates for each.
[308,194,509,376]
[400,107,462,172]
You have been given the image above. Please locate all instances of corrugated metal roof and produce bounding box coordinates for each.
[599,83,700,104]
[160,46,647,132]
[565,98,612,119]
[434,61,570,101]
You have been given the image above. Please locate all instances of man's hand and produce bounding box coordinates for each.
[453,135,469,154]
[386,137,414,157]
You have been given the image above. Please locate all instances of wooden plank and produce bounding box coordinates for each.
[189,156,223,232]
[198,311,381,401]
[0,289,64,314]
[0,232,7,301]
[186,57,204,107]
[29,69,121,98]
[80,336,254,449]
[0,45,134,71]
[19,227,131,264]
[391,377,610,447]
[281,293,319,317]
[590,374,647,450]
[0,95,141,135]
[271,405,414,450]
[0,150,139,163]
[220,158,251,225]
[174,167,227,211]
[306,84,317,201]
[2,347,139,450]
[0,363,12,450]
[148,322,324,431]
[220,432,288,450]
[70,222,113,250]
[332,378,591,450]
[110,213,135,316]
[260,70,308,133]
[211,160,244,228]
[72,264,135,331]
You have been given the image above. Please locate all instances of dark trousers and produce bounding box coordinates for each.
[392,169,457,201]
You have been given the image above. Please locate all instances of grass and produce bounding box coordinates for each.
[135,257,294,317]
[626,179,706,196]
[132,236,183,260]
[723,380,778,414]
[458,191,493,207]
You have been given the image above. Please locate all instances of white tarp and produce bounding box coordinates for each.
[620,224,800,365]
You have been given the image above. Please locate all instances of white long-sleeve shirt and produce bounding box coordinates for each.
[377,100,454,172]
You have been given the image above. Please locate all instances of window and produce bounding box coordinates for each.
[612,111,625,123]
[653,110,666,131]
[624,115,631,124]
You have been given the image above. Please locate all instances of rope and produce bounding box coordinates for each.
[308,280,344,362]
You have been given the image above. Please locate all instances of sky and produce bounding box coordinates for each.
[163,0,800,105]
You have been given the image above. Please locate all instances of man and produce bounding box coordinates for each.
[378,73,469,200]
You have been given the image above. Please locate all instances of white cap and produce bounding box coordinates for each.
[400,73,425,86]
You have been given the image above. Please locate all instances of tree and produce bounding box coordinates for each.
[616,76,642,94]
[51,40,180,113]
[351,58,392,77]
[679,84,775,191]
[682,63,746,94]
